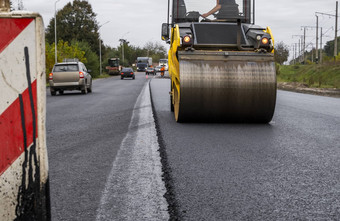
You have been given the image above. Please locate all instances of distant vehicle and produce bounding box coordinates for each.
[159,59,168,71]
[121,67,135,79]
[155,66,162,72]
[136,57,152,72]
[106,58,121,75]
[49,59,92,95]
[146,67,156,75]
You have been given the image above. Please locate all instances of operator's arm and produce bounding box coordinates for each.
[202,0,221,18]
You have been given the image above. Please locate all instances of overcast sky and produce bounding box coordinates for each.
[20,0,338,61]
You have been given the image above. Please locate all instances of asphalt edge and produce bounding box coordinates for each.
[148,79,182,221]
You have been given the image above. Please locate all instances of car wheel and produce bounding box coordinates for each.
[59,90,64,95]
[133,75,135,79]
[51,91,56,96]
[88,81,92,93]
[121,77,124,79]
[81,85,87,94]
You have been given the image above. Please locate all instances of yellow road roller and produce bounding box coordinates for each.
[161,0,276,123]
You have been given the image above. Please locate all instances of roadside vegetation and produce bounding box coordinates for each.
[277,63,340,88]
[274,39,340,89]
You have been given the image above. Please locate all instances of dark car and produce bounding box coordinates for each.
[121,67,135,79]
[146,67,156,75]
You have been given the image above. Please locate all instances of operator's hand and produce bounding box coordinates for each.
[202,13,209,18]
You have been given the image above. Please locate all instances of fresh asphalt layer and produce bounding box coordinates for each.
[150,78,340,220]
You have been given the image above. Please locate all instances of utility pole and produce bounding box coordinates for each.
[98,21,110,75]
[119,32,129,67]
[295,43,298,64]
[316,7,338,61]
[301,26,317,63]
[300,26,314,64]
[304,27,306,63]
[119,39,127,66]
[316,15,319,63]
[292,35,303,63]
[299,38,301,63]
[334,1,338,60]
[320,27,323,64]
[54,0,60,64]
[292,44,296,64]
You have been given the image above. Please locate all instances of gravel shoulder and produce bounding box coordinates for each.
[278,82,340,98]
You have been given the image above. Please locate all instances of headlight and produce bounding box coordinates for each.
[182,35,193,46]
[183,35,191,43]
[261,37,269,45]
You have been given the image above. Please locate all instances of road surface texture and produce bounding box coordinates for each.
[47,72,168,221]
[47,72,340,220]
[150,78,340,220]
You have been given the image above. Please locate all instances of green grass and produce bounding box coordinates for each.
[278,63,340,89]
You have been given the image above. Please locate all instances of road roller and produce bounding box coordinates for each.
[161,0,276,123]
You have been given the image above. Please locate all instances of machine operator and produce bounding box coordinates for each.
[202,0,239,19]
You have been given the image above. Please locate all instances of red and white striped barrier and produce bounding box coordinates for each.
[0,11,49,220]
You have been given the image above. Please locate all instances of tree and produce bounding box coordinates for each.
[45,0,100,55]
[76,41,100,78]
[45,40,87,79]
[324,37,340,57]
[274,41,289,65]
[143,41,167,64]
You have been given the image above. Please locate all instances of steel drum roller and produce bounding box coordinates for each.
[174,51,277,122]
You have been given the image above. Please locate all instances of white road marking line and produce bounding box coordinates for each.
[96,82,169,221]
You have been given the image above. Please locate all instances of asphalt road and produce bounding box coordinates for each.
[47,72,340,220]
[47,72,168,221]
[150,78,340,220]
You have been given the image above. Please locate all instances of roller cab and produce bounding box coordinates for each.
[162,0,276,123]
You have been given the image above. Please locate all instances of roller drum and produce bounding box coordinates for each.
[176,51,277,123]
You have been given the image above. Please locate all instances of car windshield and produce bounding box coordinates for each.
[53,64,79,72]
[172,0,251,23]
[122,68,133,72]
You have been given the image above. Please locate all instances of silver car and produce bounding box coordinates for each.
[49,61,92,95]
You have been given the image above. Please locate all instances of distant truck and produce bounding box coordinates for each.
[136,57,152,72]
[159,58,168,71]
[106,58,121,75]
